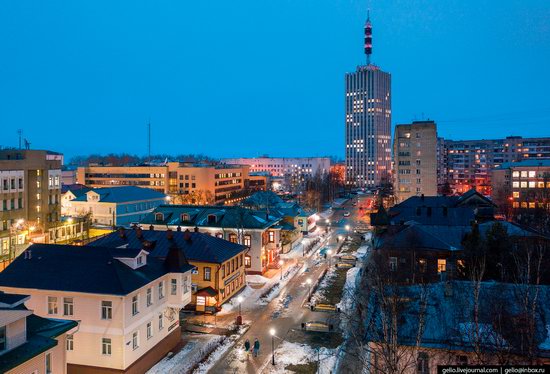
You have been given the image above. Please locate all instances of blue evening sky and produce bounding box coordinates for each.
[1,0,549,160]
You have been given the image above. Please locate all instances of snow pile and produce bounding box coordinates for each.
[310,266,337,305]
[247,274,269,284]
[263,341,338,374]
[218,285,255,315]
[259,263,303,305]
[355,244,369,259]
[337,267,360,335]
[147,335,223,374]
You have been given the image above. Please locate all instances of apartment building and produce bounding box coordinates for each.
[0,150,63,257]
[77,162,253,204]
[443,136,550,195]
[221,157,330,192]
[491,160,550,210]
[62,186,167,226]
[0,244,194,373]
[393,121,438,202]
[90,228,248,312]
[0,292,77,374]
[140,205,282,275]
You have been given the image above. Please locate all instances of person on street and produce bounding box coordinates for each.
[244,339,251,357]
[253,338,260,357]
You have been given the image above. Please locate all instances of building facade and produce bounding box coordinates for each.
[0,244,194,373]
[491,160,550,210]
[0,150,63,258]
[221,157,330,192]
[77,162,255,205]
[443,136,550,195]
[393,121,438,202]
[345,64,391,188]
[0,293,77,374]
[62,186,167,227]
[91,228,248,313]
[140,205,282,275]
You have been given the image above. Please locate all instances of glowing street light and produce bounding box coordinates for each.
[306,278,312,300]
[270,328,276,365]
[236,295,244,325]
[345,224,350,231]
[327,249,333,267]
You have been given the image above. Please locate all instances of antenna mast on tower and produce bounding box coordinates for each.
[147,120,151,163]
[364,10,373,65]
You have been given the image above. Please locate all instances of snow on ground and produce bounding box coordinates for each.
[147,334,223,374]
[193,325,250,374]
[259,263,303,305]
[356,244,369,259]
[261,341,338,374]
[310,265,337,305]
[247,274,270,284]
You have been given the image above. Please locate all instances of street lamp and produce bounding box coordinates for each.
[327,249,332,267]
[236,295,244,325]
[270,328,276,365]
[278,259,284,280]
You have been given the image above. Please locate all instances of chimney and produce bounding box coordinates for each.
[166,229,174,240]
[176,226,181,232]
[136,227,143,239]
[194,226,199,233]
[149,225,154,231]
[184,229,192,242]
[118,227,126,239]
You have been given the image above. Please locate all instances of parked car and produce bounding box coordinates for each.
[343,212,351,217]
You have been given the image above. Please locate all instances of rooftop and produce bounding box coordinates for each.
[0,244,194,296]
[72,186,166,203]
[90,228,247,264]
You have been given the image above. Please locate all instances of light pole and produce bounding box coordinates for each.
[270,328,276,365]
[278,259,284,280]
[306,278,312,301]
[327,249,332,267]
[236,295,243,325]
[345,225,350,240]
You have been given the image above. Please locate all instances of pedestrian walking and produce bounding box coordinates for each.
[244,339,251,357]
[253,338,260,357]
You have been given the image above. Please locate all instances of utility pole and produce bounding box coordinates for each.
[17,129,22,149]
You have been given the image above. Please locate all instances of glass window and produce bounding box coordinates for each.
[204,267,211,281]
[147,288,152,306]
[512,171,519,178]
[513,192,520,198]
[171,279,177,295]
[528,171,536,178]
[63,297,74,316]
[244,235,251,247]
[66,334,74,351]
[389,257,397,271]
[158,313,164,330]
[418,258,427,273]
[437,259,447,273]
[158,281,165,299]
[521,171,528,178]
[48,296,58,314]
[417,352,429,374]
[268,231,275,243]
[132,295,139,315]
[101,301,112,320]
[245,255,251,268]
[102,338,112,355]
[132,331,139,350]
[46,353,52,374]
[512,181,520,188]
[147,322,153,339]
[528,181,536,188]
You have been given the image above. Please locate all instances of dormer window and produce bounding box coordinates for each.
[137,255,143,266]
[155,213,164,221]
[181,213,190,221]
[207,214,217,224]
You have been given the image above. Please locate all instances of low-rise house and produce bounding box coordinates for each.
[364,282,550,372]
[140,205,282,274]
[0,292,77,374]
[90,227,247,313]
[62,186,167,227]
[0,244,194,373]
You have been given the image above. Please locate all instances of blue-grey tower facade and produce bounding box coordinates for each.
[345,13,392,188]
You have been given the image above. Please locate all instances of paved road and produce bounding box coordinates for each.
[208,231,339,373]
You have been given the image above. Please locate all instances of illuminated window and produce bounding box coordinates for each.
[513,202,519,208]
[512,192,519,198]
[529,202,536,209]
[520,181,527,188]
[528,181,535,188]
[521,171,528,178]
[512,181,519,188]
[538,182,545,188]
[528,171,536,178]
[437,259,446,273]
[512,171,520,178]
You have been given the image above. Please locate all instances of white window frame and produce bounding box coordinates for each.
[63,297,74,316]
[132,331,139,350]
[101,301,112,320]
[132,295,139,316]
[102,338,112,356]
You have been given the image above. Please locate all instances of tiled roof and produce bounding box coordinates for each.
[61,184,91,195]
[495,159,550,169]
[90,229,247,264]
[0,244,193,296]
[140,205,280,230]
[72,186,166,203]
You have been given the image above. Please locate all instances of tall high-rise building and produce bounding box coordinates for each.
[393,121,438,202]
[345,13,392,188]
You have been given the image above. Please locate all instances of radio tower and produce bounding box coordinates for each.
[364,11,372,65]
